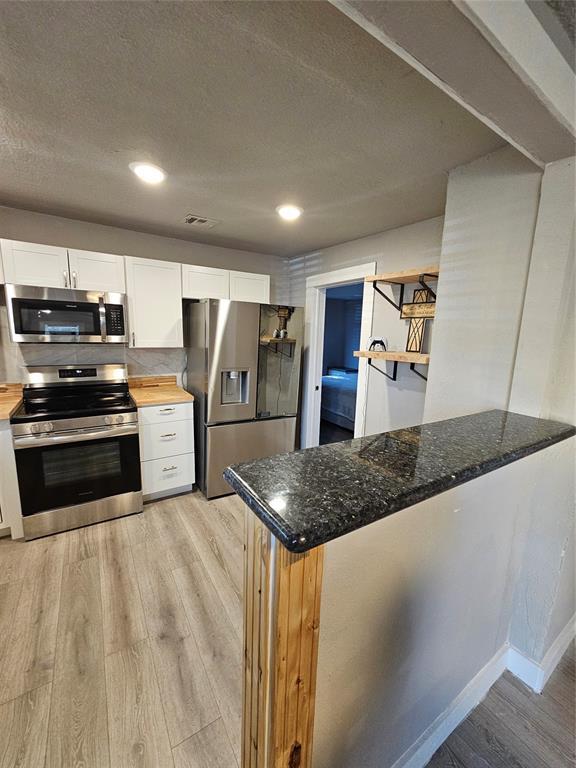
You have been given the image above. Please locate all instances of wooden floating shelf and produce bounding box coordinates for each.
[259,335,297,345]
[365,265,440,285]
[354,350,430,365]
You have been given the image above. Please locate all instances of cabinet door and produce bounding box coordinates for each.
[229,271,270,303]
[0,239,69,288]
[67,249,126,293]
[125,256,183,348]
[181,264,230,299]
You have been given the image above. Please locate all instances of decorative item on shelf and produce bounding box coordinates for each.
[275,306,293,337]
[368,337,387,352]
[260,306,296,356]
[404,288,434,353]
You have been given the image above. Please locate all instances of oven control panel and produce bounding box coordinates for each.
[11,410,138,439]
[30,422,54,434]
[104,414,129,426]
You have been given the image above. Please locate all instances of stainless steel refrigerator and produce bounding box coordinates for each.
[185,300,304,498]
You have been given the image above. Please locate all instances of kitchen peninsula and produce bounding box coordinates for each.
[224,409,575,768]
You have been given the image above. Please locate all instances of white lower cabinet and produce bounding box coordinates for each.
[141,454,195,498]
[138,402,195,499]
[140,420,194,461]
[139,401,193,425]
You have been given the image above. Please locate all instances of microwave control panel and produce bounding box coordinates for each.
[105,305,125,336]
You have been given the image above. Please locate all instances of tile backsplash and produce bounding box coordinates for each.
[0,297,187,384]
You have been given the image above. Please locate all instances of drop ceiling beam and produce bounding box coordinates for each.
[331,0,575,168]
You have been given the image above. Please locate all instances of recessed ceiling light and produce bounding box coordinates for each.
[129,162,166,185]
[276,204,302,221]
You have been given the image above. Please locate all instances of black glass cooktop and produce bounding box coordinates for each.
[10,383,136,423]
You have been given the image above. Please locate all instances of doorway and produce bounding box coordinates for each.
[301,262,376,449]
[319,283,364,445]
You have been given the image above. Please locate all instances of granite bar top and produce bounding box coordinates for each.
[224,410,575,553]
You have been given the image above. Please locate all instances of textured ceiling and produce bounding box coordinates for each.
[0,1,505,257]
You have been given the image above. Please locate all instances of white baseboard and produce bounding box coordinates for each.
[389,616,575,768]
[390,645,509,768]
[507,612,576,693]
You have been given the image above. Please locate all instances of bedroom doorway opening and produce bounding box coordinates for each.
[301,261,375,449]
[319,282,364,445]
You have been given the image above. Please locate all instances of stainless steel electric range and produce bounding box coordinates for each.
[10,364,142,539]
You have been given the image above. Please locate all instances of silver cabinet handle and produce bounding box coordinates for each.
[72,271,78,288]
[162,465,178,472]
[159,407,176,413]
[132,331,136,346]
[160,433,177,438]
[63,270,69,288]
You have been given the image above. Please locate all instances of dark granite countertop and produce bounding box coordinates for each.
[224,409,575,553]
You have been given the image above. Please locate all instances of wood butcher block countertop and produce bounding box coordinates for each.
[0,384,23,421]
[128,375,194,407]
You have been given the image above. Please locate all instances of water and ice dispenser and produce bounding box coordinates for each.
[221,369,249,405]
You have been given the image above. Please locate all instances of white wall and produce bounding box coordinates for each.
[508,157,575,424]
[292,216,444,435]
[0,205,288,383]
[507,157,576,663]
[424,146,541,421]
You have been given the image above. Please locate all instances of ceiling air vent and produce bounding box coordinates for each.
[184,213,220,229]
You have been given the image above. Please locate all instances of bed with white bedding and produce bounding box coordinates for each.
[320,368,357,431]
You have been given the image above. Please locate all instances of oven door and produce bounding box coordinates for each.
[14,426,142,517]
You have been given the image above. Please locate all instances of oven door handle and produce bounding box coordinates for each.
[13,423,139,449]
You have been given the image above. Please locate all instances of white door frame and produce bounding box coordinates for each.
[301,262,376,448]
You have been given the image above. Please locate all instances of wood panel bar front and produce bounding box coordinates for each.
[243,512,324,768]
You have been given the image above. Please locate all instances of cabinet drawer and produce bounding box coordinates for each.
[139,402,193,425]
[140,420,194,461]
[142,453,195,496]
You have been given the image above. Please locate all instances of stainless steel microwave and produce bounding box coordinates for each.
[5,284,127,343]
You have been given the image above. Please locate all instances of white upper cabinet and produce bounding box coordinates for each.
[229,270,271,303]
[181,264,230,300]
[0,239,126,292]
[125,256,183,348]
[1,239,70,288]
[67,249,126,293]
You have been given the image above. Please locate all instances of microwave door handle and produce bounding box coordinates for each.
[98,295,107,342]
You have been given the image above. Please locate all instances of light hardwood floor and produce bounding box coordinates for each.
[0,491,245,768]
[0,491,574,768]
